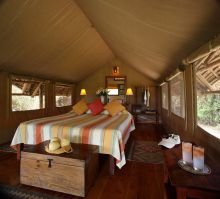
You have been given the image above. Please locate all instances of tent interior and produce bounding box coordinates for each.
[0,0,220,198]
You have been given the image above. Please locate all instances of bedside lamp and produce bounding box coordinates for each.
[80,89,87,97]
[126,88,133,96]
[126,88,133,105]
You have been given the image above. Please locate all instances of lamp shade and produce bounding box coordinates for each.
[126,88,133,95]
[80,89,87,96]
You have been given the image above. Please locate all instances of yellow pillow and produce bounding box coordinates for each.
[122,109,129,114]
[72,99,88,115]
[104,101,125,116]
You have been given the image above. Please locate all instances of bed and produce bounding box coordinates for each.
[11,111,135,172]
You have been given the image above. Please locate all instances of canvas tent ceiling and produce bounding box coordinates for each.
[0,0,220,82]
[0,0,114,82]
[76,0,220,81]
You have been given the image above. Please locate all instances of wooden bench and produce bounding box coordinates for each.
[20,141,99,197]
[163,145,220,199]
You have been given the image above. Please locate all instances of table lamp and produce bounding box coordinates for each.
[126,88,133,104]
[80,89,86,98]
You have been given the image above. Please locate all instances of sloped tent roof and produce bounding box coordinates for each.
[0,0,114,82]
[0,0,220,83]
[76,0,220,82]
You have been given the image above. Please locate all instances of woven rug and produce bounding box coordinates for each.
[0,184,65,199]
[127,140,164,164]
[0,145,16,153]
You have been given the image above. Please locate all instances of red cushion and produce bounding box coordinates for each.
[88,98,104,115]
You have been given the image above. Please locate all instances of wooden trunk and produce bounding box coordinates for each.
[20,142,99,197]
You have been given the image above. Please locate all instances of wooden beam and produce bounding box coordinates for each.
[196,77,207,90]
[213,66,220,74]
[197,73,214,91]
[211,70,219,79]
[210,78,219,85]
[12,79,42,84]
[22,83,28,93]
[12,93,33,96]
[197,60,220,73]
[194,55,209,69]
[39,87,44,109]
[201,90,220,95]
[31,82,42,97]
[206,50,220,64]
[22,83,31,93]
[206,76,215,84]
[11,74,46,83]
[203,71,212,79]
[209,56,220,64]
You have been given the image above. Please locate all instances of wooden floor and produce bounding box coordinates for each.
[0,123,169,199]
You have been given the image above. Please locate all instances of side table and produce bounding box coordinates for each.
[163,145,220,199]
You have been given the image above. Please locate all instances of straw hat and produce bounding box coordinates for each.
[45,137,73,154]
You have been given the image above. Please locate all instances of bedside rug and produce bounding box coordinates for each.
[0,145,16,153]
[127,140,164,164]
[0,184,66,199]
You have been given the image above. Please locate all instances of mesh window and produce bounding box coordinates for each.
[170,73,185,118]
[194,53,220,139]
[55,84,72,107]
[11,75,46,111]
[161,83,168,110]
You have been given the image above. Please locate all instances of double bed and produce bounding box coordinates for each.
[11,111,135,171]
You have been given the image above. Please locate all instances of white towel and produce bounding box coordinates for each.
[147,87,150,107]
[144,89,147,105]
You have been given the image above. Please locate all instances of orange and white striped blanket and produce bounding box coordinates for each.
[11,112,135,168]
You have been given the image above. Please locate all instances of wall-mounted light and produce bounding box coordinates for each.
[112,66,120,76]
[126,88,133,95]
[126,88,133,106]
[80,89,87,96]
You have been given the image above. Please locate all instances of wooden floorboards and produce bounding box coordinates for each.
[0,123,167,199]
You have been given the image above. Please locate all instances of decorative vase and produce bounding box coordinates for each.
[100,96,105,104]
[100,96,107,104]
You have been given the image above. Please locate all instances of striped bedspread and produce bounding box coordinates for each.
[11,112,135,168]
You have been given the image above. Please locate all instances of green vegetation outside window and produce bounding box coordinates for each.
[194,53,220,139]
[55,84,73,107]
[170,73,185,118]
[11,75,45,111]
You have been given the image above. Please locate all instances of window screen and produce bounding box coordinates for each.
[194,53,220,139]
[108,88,118,95]
[170,73,185,118]
[55,84,72,107]
[161,83,168,110]
[11,75,46,111]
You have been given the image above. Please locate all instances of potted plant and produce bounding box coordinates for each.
[96,88,109,104]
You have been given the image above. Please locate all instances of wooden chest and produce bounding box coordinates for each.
[20,142,99,197]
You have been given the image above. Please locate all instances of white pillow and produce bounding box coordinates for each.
[86,109,92,114]
[100,109,129,115]
[100,110,109,115]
